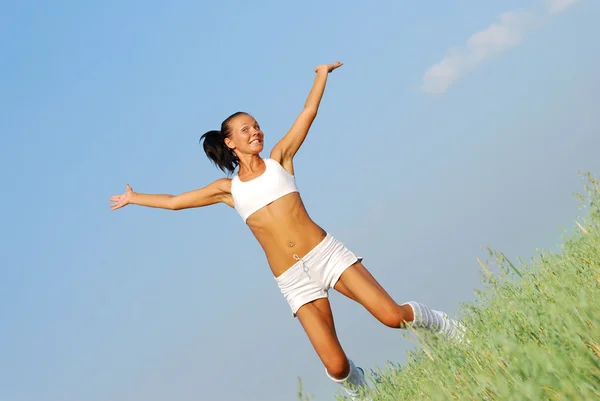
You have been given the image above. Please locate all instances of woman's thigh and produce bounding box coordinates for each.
[295,298,350,378]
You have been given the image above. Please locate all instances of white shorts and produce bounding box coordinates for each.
[274,233,362,317]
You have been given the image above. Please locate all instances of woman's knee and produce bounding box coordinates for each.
[324,355,350,380]
[378,303,413,328]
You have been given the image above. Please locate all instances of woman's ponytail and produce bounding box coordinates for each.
[200,112,246,175]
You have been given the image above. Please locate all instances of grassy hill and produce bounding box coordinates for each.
[302,172,600,401]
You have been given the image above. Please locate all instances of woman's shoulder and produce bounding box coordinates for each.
[211,177,233,192]
[266,153,294,177]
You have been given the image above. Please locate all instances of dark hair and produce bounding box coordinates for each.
[200,111,247,175]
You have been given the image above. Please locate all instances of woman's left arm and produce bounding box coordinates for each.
[270,61,343,165]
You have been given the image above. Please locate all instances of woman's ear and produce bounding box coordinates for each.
[224,137,235,150]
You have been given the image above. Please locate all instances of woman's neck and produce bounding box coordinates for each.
[237,154,264,174]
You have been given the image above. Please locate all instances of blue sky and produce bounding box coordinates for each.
[1,0,598,400]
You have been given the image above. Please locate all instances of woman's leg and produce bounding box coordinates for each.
[295,298,369,400]
[333,261,414,327]
[334,261,464,340]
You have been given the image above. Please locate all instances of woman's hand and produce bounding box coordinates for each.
[314,61,343,73]
[109,184,134,211]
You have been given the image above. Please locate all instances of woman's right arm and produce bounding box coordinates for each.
[109,178,233,211]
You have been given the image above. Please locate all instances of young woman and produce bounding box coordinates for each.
[109,61,464,400]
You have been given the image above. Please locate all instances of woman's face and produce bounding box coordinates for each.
[225,113,264,156]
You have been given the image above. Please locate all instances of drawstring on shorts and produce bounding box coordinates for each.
[293,254,311,279]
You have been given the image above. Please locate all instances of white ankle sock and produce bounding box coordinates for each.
[325,359,370,400]
[403,301,465,342]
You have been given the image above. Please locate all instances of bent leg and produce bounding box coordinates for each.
[295,298,369,399]
[295,298,348,379]
[334,261,465,341]
[333,261,414,327]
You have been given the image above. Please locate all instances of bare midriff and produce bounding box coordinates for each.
[245,192,327,278]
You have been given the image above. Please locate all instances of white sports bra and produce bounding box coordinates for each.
[231,158,299,223]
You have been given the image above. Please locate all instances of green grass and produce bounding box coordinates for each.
[300,172,600,401]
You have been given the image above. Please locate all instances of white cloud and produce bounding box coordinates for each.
[420,1,580,96]
[420,12,531,96]
[547,0,579,14]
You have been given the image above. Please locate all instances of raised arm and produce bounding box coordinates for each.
[109,178,233,211]
[270,61,343,166]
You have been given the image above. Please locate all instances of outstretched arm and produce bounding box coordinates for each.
[271,61,343,166]
[109,178,232,211]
